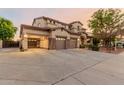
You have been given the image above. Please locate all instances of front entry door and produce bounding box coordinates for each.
[70,38,77,48]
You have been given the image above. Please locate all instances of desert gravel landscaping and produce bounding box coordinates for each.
[0,48,123,85]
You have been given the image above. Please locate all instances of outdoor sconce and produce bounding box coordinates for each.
[77,38,80,41]
[24,34,28,38]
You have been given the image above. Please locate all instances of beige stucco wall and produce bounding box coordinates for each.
[23,28,50,36]
[47,24,57,28]
[33,19,47,28]
[40,38,48,48]
[22,38,28,50]
[0,40,2,48]
[71,23,82,29]
[33,18,69,30]
[51,29,70,39]
[71,23,83,33]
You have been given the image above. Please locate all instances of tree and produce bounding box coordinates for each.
[88,9,124,48]
[0,17,17,40]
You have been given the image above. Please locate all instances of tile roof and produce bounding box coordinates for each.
[33,16,84,26]
[69,21,83,26]
[33,16,68,26]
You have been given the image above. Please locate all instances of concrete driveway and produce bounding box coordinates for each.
[0,48,123,85]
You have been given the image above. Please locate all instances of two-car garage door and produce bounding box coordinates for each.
[55,37,77,49]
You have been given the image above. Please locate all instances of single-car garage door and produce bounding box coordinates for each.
[56,37,66,49]
[70,38,77,48]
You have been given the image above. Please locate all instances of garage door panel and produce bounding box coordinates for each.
[55,37,66,49]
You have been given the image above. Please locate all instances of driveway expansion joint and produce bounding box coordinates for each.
[52,56,113,85]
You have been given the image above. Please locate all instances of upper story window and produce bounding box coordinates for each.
[77,26,80,30]
[69,25,72,30]
[66,26,68,29]
[47,20,50,24]
[53,21,55,24]
[55,22,58,25]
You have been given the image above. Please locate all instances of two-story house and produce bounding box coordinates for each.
[20,16,87,50]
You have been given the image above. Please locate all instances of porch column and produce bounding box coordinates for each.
[22,38,28,50]
[0,40,2,48]
[66,39,70,49]
[48,37,56,49]
[77,38,81,48]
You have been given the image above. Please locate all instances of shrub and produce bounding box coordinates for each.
[91,45,100,51]
[88,38,100,51]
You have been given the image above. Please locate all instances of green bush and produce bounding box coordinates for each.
[87,38,100,51]
[91,45,100,51]
[93,38,100,46]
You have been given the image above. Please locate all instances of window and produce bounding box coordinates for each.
[77,26,80,30]
[56,37,66,40]
[53,21,55,24]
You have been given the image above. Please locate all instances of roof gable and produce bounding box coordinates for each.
[69,21,83,26]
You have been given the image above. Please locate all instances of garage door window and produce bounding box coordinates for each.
[56,37,66,40]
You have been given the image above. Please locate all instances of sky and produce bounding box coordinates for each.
[0,8,108,39]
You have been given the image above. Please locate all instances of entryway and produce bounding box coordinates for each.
[70,38,77,48]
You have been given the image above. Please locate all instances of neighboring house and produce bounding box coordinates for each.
[20,16,87,50]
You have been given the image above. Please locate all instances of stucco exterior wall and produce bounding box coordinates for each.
[33,19,47,28]
[0,40,2,48]
[47,24,57,28]
[51,29,70,39]
[40,37,48,48]
[70,34,79,39]
[22,38,28,50]
[33,18,69,30]
[71,22,83,33]
[23,28,50,36]
[71,23,82,29]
